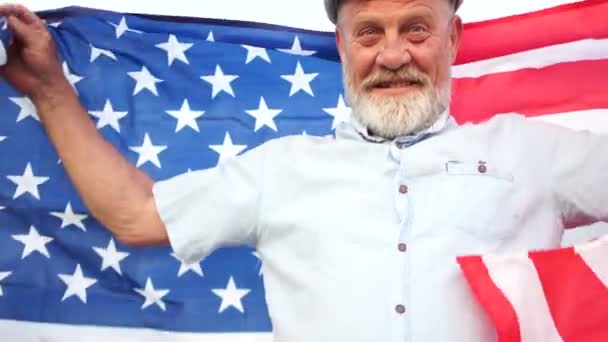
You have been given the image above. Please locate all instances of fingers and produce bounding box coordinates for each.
[0,4,43,27]
[0,4,45,28]
[1,4,47,47]
[7,14,37,46]
[12,4,44,27]
[0,3,17,17]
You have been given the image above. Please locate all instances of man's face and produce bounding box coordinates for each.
[336,0,462,138]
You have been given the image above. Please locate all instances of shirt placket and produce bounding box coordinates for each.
[389,143,412,342]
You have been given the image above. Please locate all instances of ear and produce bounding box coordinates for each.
[335,27,345,62]
[449,15,463,63]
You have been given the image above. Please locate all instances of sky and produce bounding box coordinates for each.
[7,0,582,30]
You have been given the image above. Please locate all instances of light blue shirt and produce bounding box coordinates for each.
[153,113,608,341]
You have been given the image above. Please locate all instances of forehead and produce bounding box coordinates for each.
[338,0,450,23]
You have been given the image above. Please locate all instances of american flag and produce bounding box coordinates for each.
[0,1,606,341]
[458,236,608,342]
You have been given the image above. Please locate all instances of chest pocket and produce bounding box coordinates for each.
[412,160,523,240]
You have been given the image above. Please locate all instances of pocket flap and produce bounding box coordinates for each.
[445,160,513,181]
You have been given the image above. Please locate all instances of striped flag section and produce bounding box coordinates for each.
[457,235,608,342]
[451,0,608,125]
[0,320,273,342]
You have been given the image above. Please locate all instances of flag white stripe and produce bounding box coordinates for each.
[574,238,608,288]
[483,254,564,342]
[530,109,608,134]
[0,320,273,342]
[453,38,608,78]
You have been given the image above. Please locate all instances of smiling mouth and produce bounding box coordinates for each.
[373,80,423,89]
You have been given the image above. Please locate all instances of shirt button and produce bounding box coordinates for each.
[398,243,407,252]
[478,164,487,174]
[395,304,406,314]
[398,185,408,194]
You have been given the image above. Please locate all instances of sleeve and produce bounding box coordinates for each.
[152,144,267,263]
[530,119,608,228]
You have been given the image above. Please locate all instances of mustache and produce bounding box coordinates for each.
[360,66,431,90]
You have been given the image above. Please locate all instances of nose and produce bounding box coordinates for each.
[376,37,411,70]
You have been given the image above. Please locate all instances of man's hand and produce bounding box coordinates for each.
[0,4,69,102]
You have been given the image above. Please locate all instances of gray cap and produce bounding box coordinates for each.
[325,0,464,24]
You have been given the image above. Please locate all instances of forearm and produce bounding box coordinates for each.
[32,81,166,244]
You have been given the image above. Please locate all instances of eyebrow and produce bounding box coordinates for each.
[350,9,435,29]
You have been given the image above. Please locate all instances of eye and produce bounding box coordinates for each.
[358,27,379,36]
[407,24,430,42]
[355,26,382,46]
[409,24,426,33]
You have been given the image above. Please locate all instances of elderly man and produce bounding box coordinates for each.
[0,0,606,341]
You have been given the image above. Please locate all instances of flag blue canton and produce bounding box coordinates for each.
[0,7,347,333]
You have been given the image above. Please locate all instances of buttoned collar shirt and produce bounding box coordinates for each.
[153,111,608,342]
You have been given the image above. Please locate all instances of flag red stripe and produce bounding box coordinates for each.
[451,59,608,123]
[456,0,608,65]
[530,248,608,342]
[457,256,521,342]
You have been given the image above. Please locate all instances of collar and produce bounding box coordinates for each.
[336,110,456,147]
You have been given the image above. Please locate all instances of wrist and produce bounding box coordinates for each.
[31,79,77,114]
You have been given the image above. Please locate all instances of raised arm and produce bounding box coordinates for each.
[0,4,168,246]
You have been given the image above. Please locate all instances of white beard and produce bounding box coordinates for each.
[343,63,451,139]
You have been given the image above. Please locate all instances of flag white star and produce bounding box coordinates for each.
[89,99,128,133]
[0,271,11,296]
[2,19,7,30]
[241,44,271,64]
[90,44,117,63]
[206,31,215,42]
[50,202,88,231]
[212,276,251,313]
[171,253,203,277]
[245,97,282,132]
[323,94,352,129]
[63,62,84,90]
[0,38,6,65]
[12,226,53,259]
[278,36,316,56]
[0,206,4,210]
[128,66,163,96]
[0,136,6,142]
[165,99,205,132]
[110,17,143,38]
[209,132,247,164]
[281,61,319,96]
[47,21,62,28]
[93,238,130,275]
[7,163,50,200]
[201,65,238,99]
[156,34,193,66]
[58,264,97,304]
[129,133,168,168]
[252,251,264,277]
[9,97,39,122]
[135,278,170,311]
